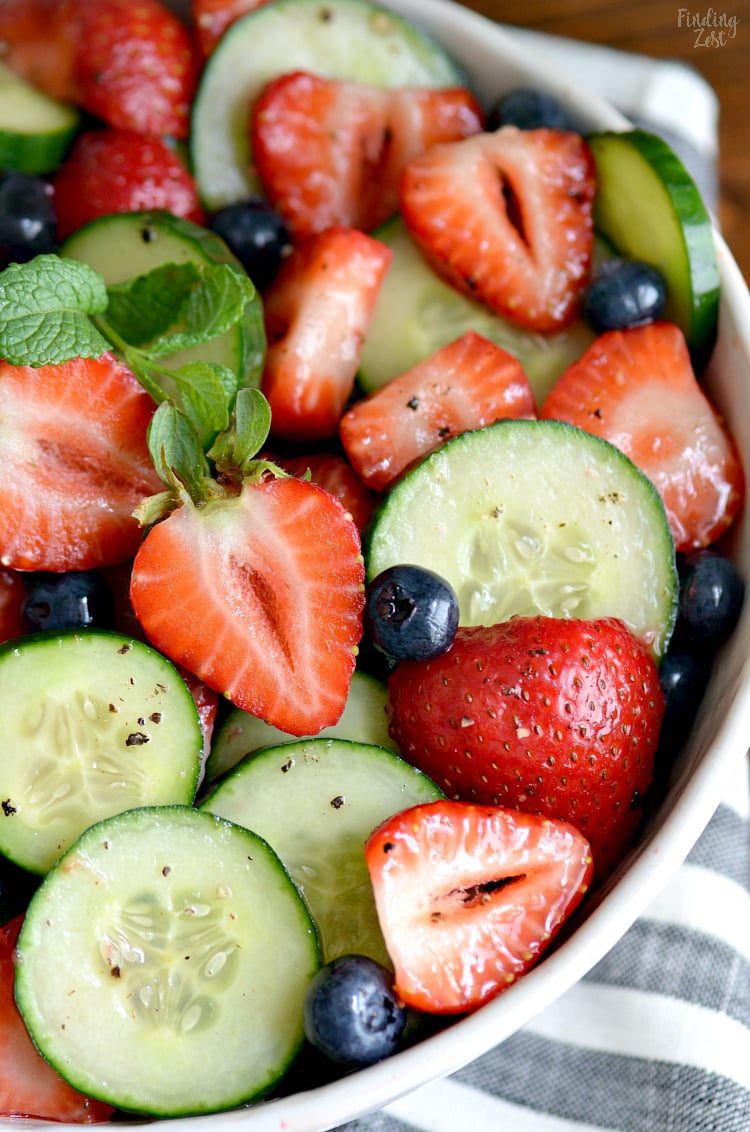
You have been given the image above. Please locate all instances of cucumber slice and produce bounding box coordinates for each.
[0,62,79,174]
[205,669,396,782]
[191,0,467,210]
[365,418,677,658]
[14,805,320,1116]
[60,210,266,392]
[0,630,203,875]
[201,738,443,966]
[587,129,720,360]
[359,216,597,405]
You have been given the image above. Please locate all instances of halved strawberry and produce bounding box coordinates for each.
[53,128,205,240]
[0,0,199,139]
[400,126,596,332]
[365,800,593,1013]
[0,354,162,572]
[275,450,378,533]
[339,331,536,491]
[192,0,269,55]
[0,915,114,1122]
[386,616,665,884]
[129,475,365,736]
[540,321,745,552]
[252,71,483,240]
[262,226,393,441]
[0,568,26,644]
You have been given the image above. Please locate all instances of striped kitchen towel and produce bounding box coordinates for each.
[336,754,750,1132]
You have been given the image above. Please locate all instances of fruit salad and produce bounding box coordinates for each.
[0,0,746,1122]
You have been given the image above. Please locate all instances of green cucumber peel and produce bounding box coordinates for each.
[0,253,260,448]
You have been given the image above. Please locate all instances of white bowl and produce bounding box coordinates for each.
[10,1,750,1129]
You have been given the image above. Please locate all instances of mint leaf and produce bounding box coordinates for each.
[0,254,110,365]
[105,261,257,358]
[105,262,203,350]
[167,361,240,437]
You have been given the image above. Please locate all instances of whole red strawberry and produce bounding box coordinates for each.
[52,129,205,239]
[386,616,665,882]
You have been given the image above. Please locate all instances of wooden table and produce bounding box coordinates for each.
[456,0,750,283]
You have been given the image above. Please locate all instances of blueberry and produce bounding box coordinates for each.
[0,171,57,262]
[23,571,115,633]
[303,954,406,1067]
[364,564,459,662]
[674,550,745,651]
[487,88,578,132]
[211,198,291,291]
[583,258,667,331]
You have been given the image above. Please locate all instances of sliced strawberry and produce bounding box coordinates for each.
[0,0,198,138]
[339,331,536,491]
[262,226,393,442]
[129,475,365,736]
[386,616,665,883]
[0,0,80,103]
[365,800,592,1013]
[540,321,745,552]
[0,568,26,644]
[400,125,596,332]
[276,451,378,533]
[0,915,114,1122]
[52,128,205,240]
[73,0,199,138]
[192,0,270,55]
[252,71,483,240]
[0,354,162,572]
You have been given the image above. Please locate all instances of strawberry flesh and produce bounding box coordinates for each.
[540,321,745,552]
[252,71,483,240]
[130,475,365,736]
[339,330,536,491]
[0,354,162,572]
[400,126,596,332]
[365,800,593,1013]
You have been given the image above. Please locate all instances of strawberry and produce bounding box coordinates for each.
[192,0,269,56]
[0,915,114,1122]
[386,616,665,883]
[365,800,593,1013]
[400,126,596,332]
[262,226,393,442]
[0,0,80,103]
[0,354,162,573]
[73,0,199,139]
[540,321,745,553]
[52,128,205,241]
[251,71,483,240]
[0,568,26,644]
[339,331,536,492]
[129,474,365,736]
[0,0,199,139]
[275,451,378,533]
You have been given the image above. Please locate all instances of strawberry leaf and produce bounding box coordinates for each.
[208,387,273,479]
[0,255,111,365]
[146,401,211,504]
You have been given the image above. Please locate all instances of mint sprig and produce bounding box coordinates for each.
[0,253,263,449]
